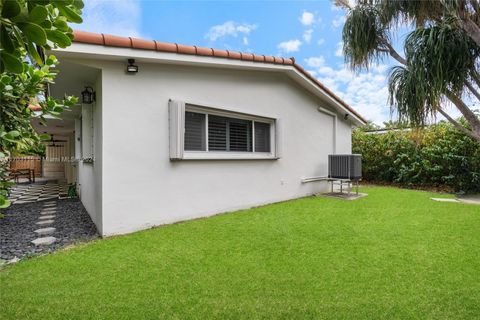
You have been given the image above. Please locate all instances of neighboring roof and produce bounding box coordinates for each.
[70,30,367,124]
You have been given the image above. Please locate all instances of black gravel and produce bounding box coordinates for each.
[0,199,98,261]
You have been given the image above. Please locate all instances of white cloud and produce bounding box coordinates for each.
[300,11,316,26]
[205,21,257,42]
[317,38,325,46]
[277,39,302,53]
[335,41,344,57]
[242,37,249,45]
[332,14,346,28]
[80,0,142,37]
[305,55,391,124]
[303,29,313,43]
[305,56,326,68]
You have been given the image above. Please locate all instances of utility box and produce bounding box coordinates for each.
[328,154,362,180]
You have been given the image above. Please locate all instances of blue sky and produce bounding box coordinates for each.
[78,0,413,124]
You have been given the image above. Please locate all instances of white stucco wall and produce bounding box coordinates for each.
[93,61,354,236]
[76,73,103,233]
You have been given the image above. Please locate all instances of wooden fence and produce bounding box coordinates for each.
[9,156,42,177]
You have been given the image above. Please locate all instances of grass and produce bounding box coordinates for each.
[1,186,479,319]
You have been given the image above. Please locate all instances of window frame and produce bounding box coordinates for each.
[182,104,278,160]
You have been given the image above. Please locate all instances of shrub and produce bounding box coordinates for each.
[353,122,480,193]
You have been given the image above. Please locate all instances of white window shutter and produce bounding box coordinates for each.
[168,99,185,160]
[275,118,282,158]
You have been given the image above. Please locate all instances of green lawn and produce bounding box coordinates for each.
[1,187,479,319]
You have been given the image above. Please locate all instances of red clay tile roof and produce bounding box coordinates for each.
[72,30,367,124]
[28,103,42,111]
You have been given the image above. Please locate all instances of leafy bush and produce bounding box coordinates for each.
[353,122,480,193]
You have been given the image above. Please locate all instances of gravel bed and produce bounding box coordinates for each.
[0,199,98,261]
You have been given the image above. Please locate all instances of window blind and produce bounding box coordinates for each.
[254,121,270,152]
[184,108,272,154]
[208,115,253,152]
[184,112,206,151]
[229,118,252,152]
[208,115,227,151]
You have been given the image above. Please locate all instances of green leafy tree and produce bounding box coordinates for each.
[338,0,480,142]
[353,119,480,192]
[0,0,83,209]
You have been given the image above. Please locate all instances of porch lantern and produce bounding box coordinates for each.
[126,58,138,73]
[81,86,95,104]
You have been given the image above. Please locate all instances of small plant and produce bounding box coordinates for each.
[67,184,77,199]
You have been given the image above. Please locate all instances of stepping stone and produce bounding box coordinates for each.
[36,220,54,225]
[34,227,56,236]
[7,257,20,264]
[43,203,56,207]
[31,236,57,246]
[41,210,56,215]
[431,197,459,203]
[39,215,56,220]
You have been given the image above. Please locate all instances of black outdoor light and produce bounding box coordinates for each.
[81,86,95,104]
[126,58,138,73]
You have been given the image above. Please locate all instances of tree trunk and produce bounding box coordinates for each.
[445,90,480,133]
[459,18,480,47]
[438,109,480,142]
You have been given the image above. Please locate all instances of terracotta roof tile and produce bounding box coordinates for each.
[253,55,265,62]
[28,104,42,111]
[264,56,275,63]
[74,30,104,45]
[195,46,213,57]
[240,52,254,61]
[155,41,177,53]
[71,30,366,123]
[131,38,156,50]
[212,48,229,58]
[227,50,241,59]
[284,57,295,65]
[176,44,196,55]
[103,34,131,47]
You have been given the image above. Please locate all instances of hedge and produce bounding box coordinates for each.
[352,122,480,193]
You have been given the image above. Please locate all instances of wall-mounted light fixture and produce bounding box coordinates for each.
[81,86,95,104]
[344,113,349,121]
[126,58,138,74]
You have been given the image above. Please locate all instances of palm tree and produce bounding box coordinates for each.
[338,0,480,142]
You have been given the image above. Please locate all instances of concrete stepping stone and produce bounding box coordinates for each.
[34,227,56,236]
[431,198,459,203]
[43,204,56,208]
[40,210,56,215]
[36,220,54,225]
[31,237,57,246]
[7,257,20,264]
[39,215,56,220]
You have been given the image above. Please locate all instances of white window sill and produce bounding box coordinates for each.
[180,151,279,160]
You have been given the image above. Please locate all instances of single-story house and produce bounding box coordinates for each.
[35,30,366,236]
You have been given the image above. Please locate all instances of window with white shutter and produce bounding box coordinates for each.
[171,101,279,160]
